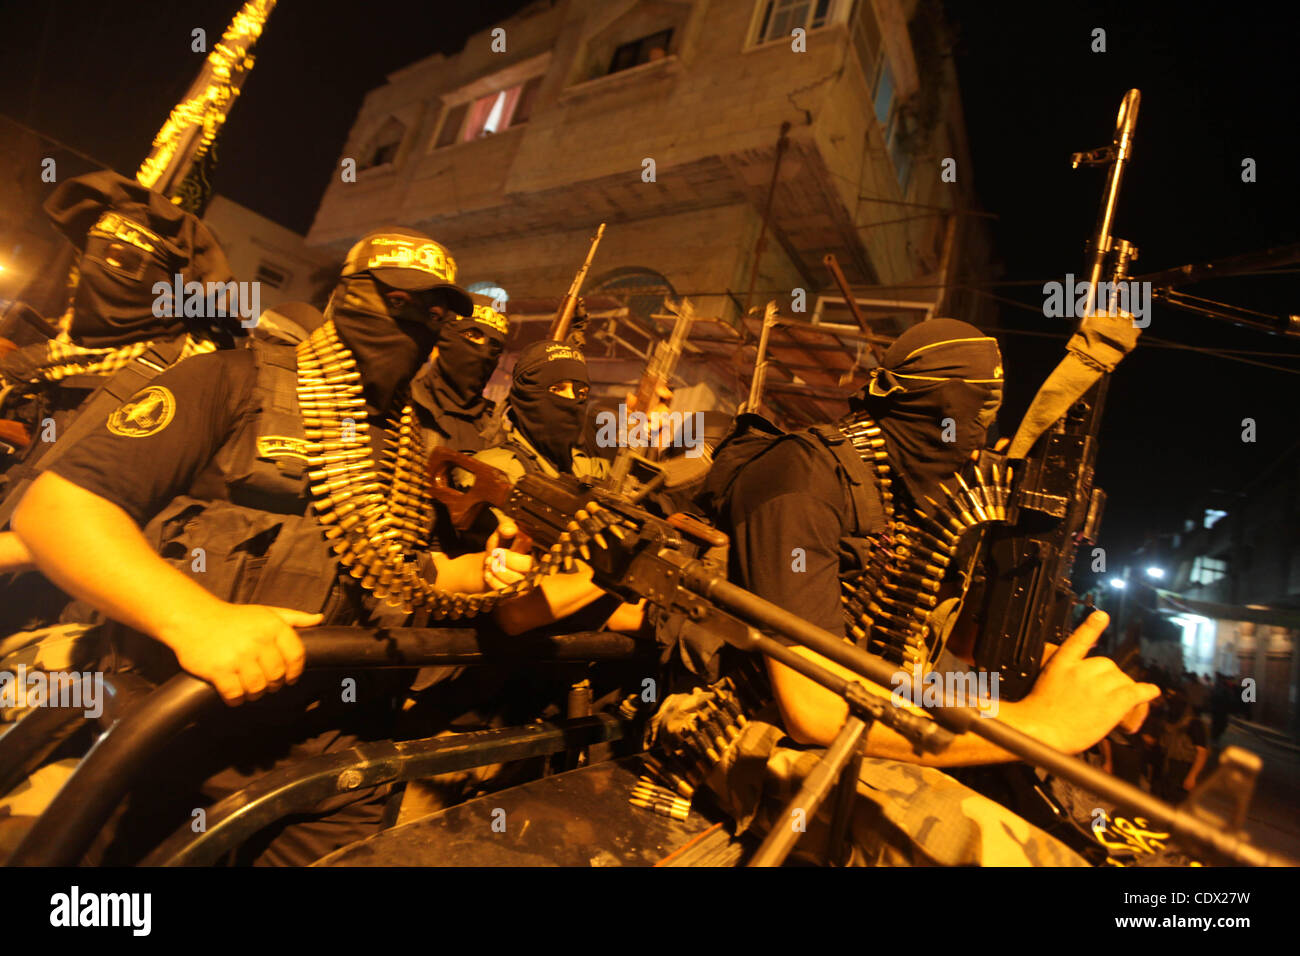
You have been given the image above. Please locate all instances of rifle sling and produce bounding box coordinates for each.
[0,337,188,527]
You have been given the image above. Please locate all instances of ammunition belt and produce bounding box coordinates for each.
[640,660,772,816]
[297,321,627,618]
[840,437,1011,673]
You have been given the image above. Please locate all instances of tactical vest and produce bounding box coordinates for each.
[141,340,344,618]
[706,414,887,553]
[663,416,887,683]
[790,424,888,565]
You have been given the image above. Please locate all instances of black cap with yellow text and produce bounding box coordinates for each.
[341,227,473,316]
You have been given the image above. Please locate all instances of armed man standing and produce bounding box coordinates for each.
[653,318,1159,865]
[10,227,523,864]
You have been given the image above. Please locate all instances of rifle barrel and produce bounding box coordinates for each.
[551,222,606,341]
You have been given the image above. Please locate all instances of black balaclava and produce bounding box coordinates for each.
[850,318,1003,516]
[508,339,590,471]
[326,274,443,418]
[428,305,509,415]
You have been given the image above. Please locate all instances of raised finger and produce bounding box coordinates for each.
[1050,611,1110,669]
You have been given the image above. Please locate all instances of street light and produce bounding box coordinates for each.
[1109,578,1127,589]
[1145,566,1165,580]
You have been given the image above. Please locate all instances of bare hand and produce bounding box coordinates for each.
[487,516,520,552]
[1011,611,1160,754]
[484,547,532,590]
[484,516,532,589]
[166,603,317,706]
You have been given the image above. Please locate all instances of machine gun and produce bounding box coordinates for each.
[605,296,697,496]
[425,446,1291,867]
[970,89,1143,700]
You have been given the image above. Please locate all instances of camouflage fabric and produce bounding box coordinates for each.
[0,758,81,859]
[0,621,103,723]
[0,622,107,844]
[654,689,1089,866]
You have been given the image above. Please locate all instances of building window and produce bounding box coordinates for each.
[467,281,509,308]
[608,29,673,74]
[756,0,836,45]
[512,75,543,125]
[1190,555,1228,586]
[255,262,289,290]
[1203,508,1228,529]
[433,103,469,149]
[360,117,405,170]
[431,75,542,150]
[873,59,895,127]
[466,76,541,141]
[886,116,911,192]
[851,0,884,89]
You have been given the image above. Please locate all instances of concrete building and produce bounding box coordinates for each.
[202,195,337,314]
[1153,442,1300,738]
[306,0,991,424]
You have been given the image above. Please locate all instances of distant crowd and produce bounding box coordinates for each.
[1093,666,1251,802]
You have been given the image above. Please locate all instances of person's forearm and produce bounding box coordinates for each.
[0,531,35,574]
[493,563,639,636]
[770,649,1044,767]
[12,472,226,645]
[1188,746,1208,782]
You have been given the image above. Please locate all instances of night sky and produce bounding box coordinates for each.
[943,0,1300,574]
[1,0,1297,568]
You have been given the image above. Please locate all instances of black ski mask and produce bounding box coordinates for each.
[326,274,444,418]
[429,309,508,415]
[508,340,590,471]
[850,318,1003,516]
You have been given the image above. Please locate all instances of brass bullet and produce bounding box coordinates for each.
[954,473,989,523]
[627,796,689,821]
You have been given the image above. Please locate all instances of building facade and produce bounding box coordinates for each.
[306,0,991,423]
[1157,443,1300,738]
[202,196,337,314]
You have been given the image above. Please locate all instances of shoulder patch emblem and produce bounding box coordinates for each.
[107,386,176,438]
[256,435,312,462]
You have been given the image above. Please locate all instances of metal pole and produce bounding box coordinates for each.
[743,122,791,315]
[749,716,868,867]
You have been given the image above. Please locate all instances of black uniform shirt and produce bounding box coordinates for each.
[723,436,850,643]
[49,349,259,524]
